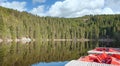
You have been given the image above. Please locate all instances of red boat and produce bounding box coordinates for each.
[94,47,120,52]
[88,47,120,55]
[78,47,120,65]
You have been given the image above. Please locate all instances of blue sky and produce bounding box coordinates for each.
[0,0,120,18]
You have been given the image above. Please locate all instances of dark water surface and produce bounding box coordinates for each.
[0,41,119,66]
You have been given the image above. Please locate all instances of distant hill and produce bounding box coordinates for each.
[0,6,120,41]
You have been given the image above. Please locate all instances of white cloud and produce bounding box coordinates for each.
[30,0,120,18]
[33,0,46,3]
[47,0,106,17]
[0,1,27,12]
[30,5,46,16]
[105,0,120,12]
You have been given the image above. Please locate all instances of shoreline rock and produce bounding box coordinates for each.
[0,37,33,43]
[0,39,3,43]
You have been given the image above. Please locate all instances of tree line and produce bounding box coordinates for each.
[0,6,120,41]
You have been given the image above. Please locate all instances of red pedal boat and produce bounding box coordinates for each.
[78,47,120,65]
[88,47,120,55]
[94,47,120,52]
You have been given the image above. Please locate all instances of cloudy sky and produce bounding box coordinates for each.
[0,0,120,18]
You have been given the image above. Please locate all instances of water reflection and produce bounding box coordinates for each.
[32,61,68,66]
[0,41,119,66]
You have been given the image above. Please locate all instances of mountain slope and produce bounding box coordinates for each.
[0,6,120,41]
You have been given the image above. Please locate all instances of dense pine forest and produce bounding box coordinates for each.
[0,6,120,41]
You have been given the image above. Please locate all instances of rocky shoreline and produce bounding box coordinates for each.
[43,38,115,42]
[0,38,115,43]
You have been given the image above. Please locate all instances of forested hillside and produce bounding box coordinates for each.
[0,6,120,41]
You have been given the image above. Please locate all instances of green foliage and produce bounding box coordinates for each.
[0,6,120,40]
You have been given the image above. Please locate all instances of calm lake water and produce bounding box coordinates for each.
[0,41,119,66]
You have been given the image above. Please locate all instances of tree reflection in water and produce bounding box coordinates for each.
[0,41,119,66]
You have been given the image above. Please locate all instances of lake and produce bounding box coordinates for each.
[0,41,119,66]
